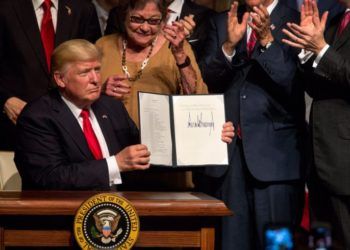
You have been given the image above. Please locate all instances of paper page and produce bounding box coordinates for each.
[139,92,172,166]
[172,95,228,166]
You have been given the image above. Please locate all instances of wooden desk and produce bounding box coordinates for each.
[0,191,232,249]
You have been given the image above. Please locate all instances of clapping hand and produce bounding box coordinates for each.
[282,0,328,54]
[249,4,274,47]
[163,20,186,53]
[223,1,250,55]
[181,14,196,37]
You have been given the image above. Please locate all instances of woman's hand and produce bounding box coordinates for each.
[104,75,130,100]
[163,20,186,54]
[221,121,235,144]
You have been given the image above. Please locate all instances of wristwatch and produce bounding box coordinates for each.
[176,56,191,69]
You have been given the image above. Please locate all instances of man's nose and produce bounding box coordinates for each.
[89,70,100,84]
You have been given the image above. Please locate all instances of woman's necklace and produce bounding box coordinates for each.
[121,36,157,82]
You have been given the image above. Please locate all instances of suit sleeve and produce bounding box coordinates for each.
[14,108,110,190]
[254,40,298,93]
[199,14,235,93]
[314,47,350,89]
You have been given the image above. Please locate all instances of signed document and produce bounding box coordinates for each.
[138,92,228,167]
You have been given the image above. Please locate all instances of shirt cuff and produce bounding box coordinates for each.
[313,44,330,68]
[222,45,236,62]
[298,49,314,64]
[106,156,122,185]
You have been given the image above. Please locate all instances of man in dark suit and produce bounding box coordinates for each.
[282,0,350,247]
[14,39,151,190]
[0,0,101,150]
[104,0,215,61]
[197,0,306,249]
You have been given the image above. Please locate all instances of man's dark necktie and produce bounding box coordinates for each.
[81,109,103,160]
[337,11,350,37]
[41,0,55,71]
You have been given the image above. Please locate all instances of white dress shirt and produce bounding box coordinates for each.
[32,0,58,31]
[167,0,184,25]
[61,96,122,185]
[223,0,279,61]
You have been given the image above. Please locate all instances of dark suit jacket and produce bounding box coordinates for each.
[199,3,306,182]
[104,0,215,61]
[0,0,101,150]
[14,90,139,190]
[279,0,345,22]
[304,11,350,195]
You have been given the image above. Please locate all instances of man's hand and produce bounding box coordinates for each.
[221,121,235,144]
[282,0,328,55]
[104,75,130,100]
[223,1,250,55]
[181,14,195,37]
[4,97,27,124]
[116,144,151,172]
[249,4,274,47]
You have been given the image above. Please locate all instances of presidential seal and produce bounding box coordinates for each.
[74,193,139,249]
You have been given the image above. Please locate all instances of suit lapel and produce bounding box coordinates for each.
[51,91,93,159]
[92,102,120,155]
[332,13,350,49]
[12,0,49,75]
[269,3,287,38]
[55,0,73,46]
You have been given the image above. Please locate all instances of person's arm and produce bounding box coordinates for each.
[0,11,26,124]
[199,3,248,93]
[314,47,350,88]
[251,4,299,92]
[163,20,199,94]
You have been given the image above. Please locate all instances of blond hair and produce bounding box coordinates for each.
[51,39,102,73]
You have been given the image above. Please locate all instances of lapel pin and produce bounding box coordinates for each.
[102,115,108,119]
[270,24,275,30]
[65,6,72,16]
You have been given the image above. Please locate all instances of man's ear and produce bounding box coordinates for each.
[53,71,66,88]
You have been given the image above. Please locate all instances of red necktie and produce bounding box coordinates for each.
[40,0,55,71]
[337,11,350,37]
[81,109,103,160]
[247,29,257,58]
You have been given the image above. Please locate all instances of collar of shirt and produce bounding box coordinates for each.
[60,95,90,123]
[32,0,58,11]
[168,0,184,16]
[247,0,278,41]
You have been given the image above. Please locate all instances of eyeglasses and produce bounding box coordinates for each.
[129,16,162,25]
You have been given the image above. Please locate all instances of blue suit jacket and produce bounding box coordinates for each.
[15,90,139,190]
[200,3,306,182]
